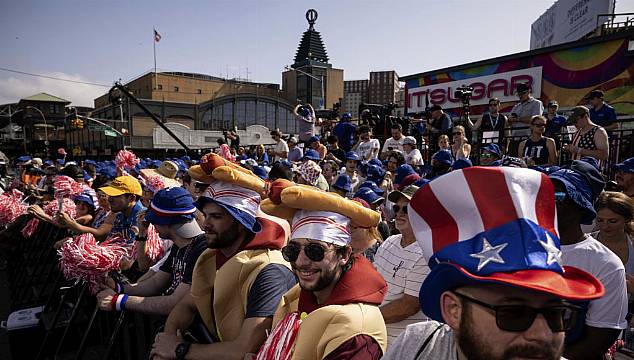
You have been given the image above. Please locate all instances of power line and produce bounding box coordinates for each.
[0,66,111,87]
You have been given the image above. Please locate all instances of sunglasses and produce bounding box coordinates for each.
[480,153,494,159]
[282,242,335,262]
[392,204,408,214]
[554,191,567,203]
[454,292,579,332]
[532,123,546,128]
[452,132,463,136]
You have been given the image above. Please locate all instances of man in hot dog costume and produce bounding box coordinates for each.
[255,180,388,359]
[151,153,297,360]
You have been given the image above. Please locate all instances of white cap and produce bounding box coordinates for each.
[403,136,416,145]
[291,210,351,247]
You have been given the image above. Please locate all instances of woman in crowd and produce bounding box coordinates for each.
[254,144,269,165]
[402,136,423,167]
[451,125,471,160]
[594,191,634,293]
[518,115,557,166]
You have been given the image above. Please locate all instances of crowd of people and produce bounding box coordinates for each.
[0,84,632,360]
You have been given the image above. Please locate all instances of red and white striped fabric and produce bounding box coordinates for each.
[291,210,351,246]
[54,175,84,199]
[408,166,557,263]
[201,180,261,219]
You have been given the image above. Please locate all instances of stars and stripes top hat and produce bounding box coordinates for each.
[195,180,262,233]
[409,166,604,321]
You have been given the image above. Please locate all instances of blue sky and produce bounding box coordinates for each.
[1,0,632,106]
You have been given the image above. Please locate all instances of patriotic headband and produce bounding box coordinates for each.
[291,210,351,247]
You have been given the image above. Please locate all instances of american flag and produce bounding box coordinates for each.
[154,29,161,43]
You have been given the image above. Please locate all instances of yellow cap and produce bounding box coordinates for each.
[100,175,143,196]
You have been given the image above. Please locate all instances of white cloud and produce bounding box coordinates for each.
[0,71,108,107]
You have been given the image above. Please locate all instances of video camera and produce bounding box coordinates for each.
[454,85,473,115]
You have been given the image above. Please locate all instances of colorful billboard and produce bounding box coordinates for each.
[405,37,634,117]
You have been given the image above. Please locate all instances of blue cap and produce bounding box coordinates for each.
[413,177,430,188]
[175,159,188,172]
[345,151,360,161]
[83,170,93,182]
[368,158,383,168]
[303,149,321,161]
[253,166,268,180]
[432,150,454,166]
[341,112,352,121]
[73,193,95,210]
[333,174,352,192]
[482,143,502,158]
[359,180,384,195]
[366,164,385,184]
[549,160,605,225]
[84,160,96,165]
[308,135,320,144]
[145,187,197,225]
[614,157,634,173]
[57,158,65,165]
[452,158,472,170]
[354,187,384,205]
[395,164,417,185]
[16,155,31,163]
[44,160,54,166]
[181,155,191,162]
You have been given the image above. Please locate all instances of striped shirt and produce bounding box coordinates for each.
[374,234,430,345]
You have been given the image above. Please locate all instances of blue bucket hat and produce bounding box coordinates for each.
[73,193,95,210]
[354,187,384,205]
[332,174,352,192]
[614,157,634,173]
[345,151,361,162]
[482,143,502,158]
[145,187,198,225]
[366,164,385,184]
[549,160,605,225]
[302,149,321,162]
[452,158,472,170]
[432,150,454,166]
[359,180,384,195]
[16,155,31,163]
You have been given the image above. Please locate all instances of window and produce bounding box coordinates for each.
[49,104,55,113]
[204,136,217,143]
[197,89,202,94]
[157,84,163,90]
[174,86,179,92]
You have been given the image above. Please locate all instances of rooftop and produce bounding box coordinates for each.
[19,92,71,104]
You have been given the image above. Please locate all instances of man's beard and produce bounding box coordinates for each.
[205,221,241,249]
[293,262,340,292]
[456,302,563,360]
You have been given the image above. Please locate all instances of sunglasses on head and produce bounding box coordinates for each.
[454,292,579,332]
[392,204,408,214]
[282,242,335,262]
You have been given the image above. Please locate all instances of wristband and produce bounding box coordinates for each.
[115,294,128,311]
[110,293,119,312]
[115,281,124,293]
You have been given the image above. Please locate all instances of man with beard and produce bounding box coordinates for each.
[383,167,604,360]
[95,187,206,315]
[151,179,296,360]
[614,157,634,199]
[255,185,388,359]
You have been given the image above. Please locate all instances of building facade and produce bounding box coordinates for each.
[368,70,400,105]
[342,80,368,118]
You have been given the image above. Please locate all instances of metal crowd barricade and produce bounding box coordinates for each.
[4,216,166,360]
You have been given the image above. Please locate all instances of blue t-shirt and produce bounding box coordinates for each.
[110,200,146,245]
[545,114,567,137]
[245,263,297,318]
[333,122,357,152]
[589,103,617,128]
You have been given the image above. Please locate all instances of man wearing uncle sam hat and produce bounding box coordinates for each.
[382,167,604,360]
[151,153,296,360]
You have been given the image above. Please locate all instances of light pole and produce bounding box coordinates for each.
[285,66,325,109]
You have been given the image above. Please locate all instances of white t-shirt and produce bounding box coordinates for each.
[273,140,289,163]
[561,235,628,330]
[382,137,404,154]
[404,149,424,166]
[374,234,430,344]
[357,139,381,160]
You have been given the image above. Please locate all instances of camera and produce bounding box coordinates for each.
[454,86,473,102]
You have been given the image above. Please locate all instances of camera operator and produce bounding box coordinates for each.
[507,83,544,156]
[466,97,508,149]
[427,104,453,152]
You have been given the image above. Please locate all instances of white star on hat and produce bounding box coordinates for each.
[539,232,562,266]
[470,237,508,272]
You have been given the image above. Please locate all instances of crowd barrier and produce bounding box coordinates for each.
[1,216,160,360]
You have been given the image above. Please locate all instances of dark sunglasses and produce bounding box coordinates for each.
[282,242,334,262]
[452,132,462,136]
[454,292,579,332]
[554,191,567,203]
[392,204,408,214]
[480,153,494,159]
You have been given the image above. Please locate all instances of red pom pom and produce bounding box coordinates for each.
[115,150,140,170]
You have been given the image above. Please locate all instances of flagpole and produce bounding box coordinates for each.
[153,28,157,90]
